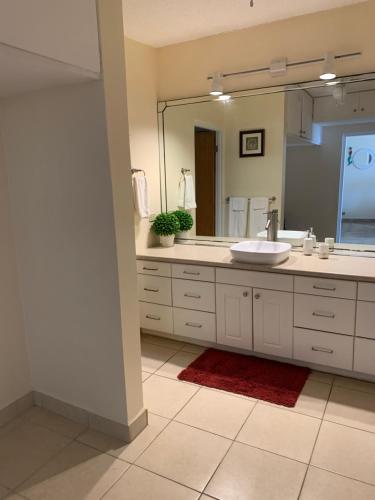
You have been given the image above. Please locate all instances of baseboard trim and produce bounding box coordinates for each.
[33,391,148,442]
[0,392,34,427]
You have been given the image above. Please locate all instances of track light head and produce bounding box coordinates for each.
[210,72,223,96]
[320,53,336,81]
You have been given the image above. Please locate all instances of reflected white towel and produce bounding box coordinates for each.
[228,197,248,237]
[132,174,150,218]
[178,174,197,209]
[248,197,268,238]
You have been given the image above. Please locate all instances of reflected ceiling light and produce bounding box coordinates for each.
[209,72,223,96]
[218,94,231,101]
[320,53,336,81]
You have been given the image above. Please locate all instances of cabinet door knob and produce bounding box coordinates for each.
[243,291,248,297]
[254,293,261,299]
[361,107,365,112]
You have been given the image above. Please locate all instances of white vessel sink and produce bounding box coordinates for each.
[230,240,291,265]
[257,230,307,247]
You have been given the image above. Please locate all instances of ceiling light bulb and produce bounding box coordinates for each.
[210,72,223,96]
[320,53,336,81]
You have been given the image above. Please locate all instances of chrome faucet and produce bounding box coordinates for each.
[265,209,278,241]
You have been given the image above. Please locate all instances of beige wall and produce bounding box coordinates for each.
[223,94,286,225]
[0,133,30,410]
[125,38,160,249]
[157,1,375,101]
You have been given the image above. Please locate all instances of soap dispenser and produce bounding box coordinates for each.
[309,227,317,248]
[303,230,313,256]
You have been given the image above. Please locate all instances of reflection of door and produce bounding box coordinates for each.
[195,128,216,236]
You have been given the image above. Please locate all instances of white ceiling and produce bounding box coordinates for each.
[124,0,367,47]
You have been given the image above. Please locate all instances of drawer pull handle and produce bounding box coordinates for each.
[144,287,159,293]
[184,293,201,299]
[313,285,336,292]
[183,271,200,276]
[185,322,202,328]
[312,346,334,354]
[312,311,335,319]
[146,315,161,321]
[143,267,158,271]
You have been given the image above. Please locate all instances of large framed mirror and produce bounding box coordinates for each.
[158,73,375,252]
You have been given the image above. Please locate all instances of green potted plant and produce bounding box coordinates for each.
[174,210,194,238]
[152,212,180,247]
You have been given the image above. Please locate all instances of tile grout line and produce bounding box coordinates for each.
[200,400,260,495]
[297,375,334,500]
[12,434,76,497]
[308,463,375,489]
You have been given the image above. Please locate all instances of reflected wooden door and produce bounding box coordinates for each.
[195,129,216,236]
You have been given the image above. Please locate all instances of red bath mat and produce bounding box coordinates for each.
[178,348,310,407]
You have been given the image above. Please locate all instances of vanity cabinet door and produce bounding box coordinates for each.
[253,289,293,358]
[216,284,253,350]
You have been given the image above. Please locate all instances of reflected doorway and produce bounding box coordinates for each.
[194,127,221,236]
[338,132,375,244]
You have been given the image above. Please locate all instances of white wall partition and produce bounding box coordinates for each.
[0,80,141,424]
[0,135,30,410]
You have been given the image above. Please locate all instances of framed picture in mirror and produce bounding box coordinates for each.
[239,129,265,157]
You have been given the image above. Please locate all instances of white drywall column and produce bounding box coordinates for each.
[97,0,145,425]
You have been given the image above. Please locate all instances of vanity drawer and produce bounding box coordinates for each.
[140,303,173,334]
[138,275,172,306]
[216,268,293,292]
[358,282,375,302]
[172,263,215,282]
[354,338,375,376]
[294,294,355,335]
[137,259,171,277]
[173,308,216,342]
[356,301,375,340]
[294,328,353,370]
[172,279,215,313]
[294,276,356,299]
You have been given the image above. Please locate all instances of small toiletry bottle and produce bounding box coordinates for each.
[325,237,335,251]
[318,242,330,259]
[303,231,313,256]
[310,227,317,248]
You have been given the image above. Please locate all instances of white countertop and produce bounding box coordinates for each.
[137,244,375,282]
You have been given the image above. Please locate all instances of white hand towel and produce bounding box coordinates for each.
[228,197,248,237]
[248,197,268,238]
[132,174,150,218]
[178,174,197,210]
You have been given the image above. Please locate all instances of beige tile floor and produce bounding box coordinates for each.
[1,334,375,499]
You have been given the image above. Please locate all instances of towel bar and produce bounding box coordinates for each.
[225,196,276,204]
